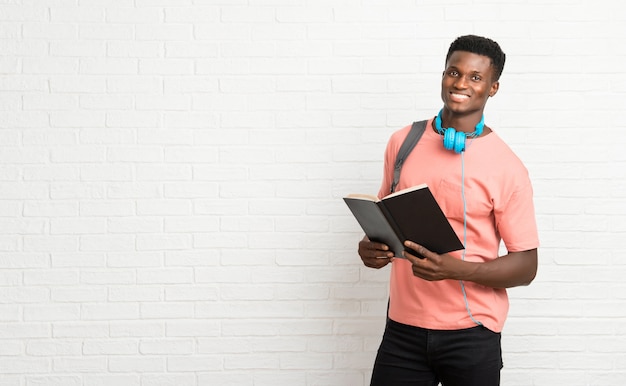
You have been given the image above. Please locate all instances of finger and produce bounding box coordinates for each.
[364,257,391,269]
[404,241,435,259]
[380,251,394,259]
[369,241,390,252]
[402,249,421,265]
[370,246,394,259]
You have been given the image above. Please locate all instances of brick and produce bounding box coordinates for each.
[24,94,79,110]
[0,6,47,21]
[164,7,219,23]
[23,304,81,321]
[106,112,161,129]
[220,6,275,22]
[164,250,219,267]
[0,358,49,374]
[194,232,249,249]
[107,41,161,58]
[80,235,135,252]
[81,303,139,321]
[0,94,21,111]
[167,356,222,372]
[79,165,133,181]
[50,253,105,268]
[138,339,194,355]
[82,339,138,355]
[136,233,193,251]
[79,58,138,75]
[0,111,49,128]
[135,25,192,41]
[136,268,193,284]
[106,183,162,200]
[195,23,250,40]
[106,76,161,93]
[106,7,162,23]
[80,128,135,144]
[24,269,79,285]
[26,376,82,386]
[50,75,106,93]
[0,22,20,39]
[136,200,192,216]
[139,303,194,320]
[164,216,219,233]
[109,321,164,338]
[50,111,105,128]
[106,219,163,235]
[0,40,47,57]
[199,373,255,386]
[0,218,46,235]
[108,285,162,302]
[80,269,135,285]
[23,57,78,74]
[24,236,78,252]
[164,286,218,301]
[79,201,135,216]
[52,322,109,338]
[196,301,302,319]
[51,287,107,302]
[135,95,191,111]
[266,20,312,40]
[50,41,106,57]
[0,305,20,321]
[141,374,196,386]
[0,323,50,339]
[136,164,192,181]
[165,320,220,337]
[82,375,140,386]
[80,24,134,40]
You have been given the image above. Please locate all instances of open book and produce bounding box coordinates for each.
[343,184,464,258]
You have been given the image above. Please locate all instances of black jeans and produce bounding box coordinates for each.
[370,319,503,386]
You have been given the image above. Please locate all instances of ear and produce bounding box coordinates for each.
[488,81,499,97]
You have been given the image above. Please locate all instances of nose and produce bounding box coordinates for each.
[453,75,468,89]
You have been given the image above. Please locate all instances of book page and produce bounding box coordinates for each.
[384,183,427,199]
[344,193,379,202]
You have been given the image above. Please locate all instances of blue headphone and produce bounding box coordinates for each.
[434,109,485,153]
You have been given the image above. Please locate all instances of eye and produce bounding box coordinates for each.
[447,70,459,77]
[471,75,482,81]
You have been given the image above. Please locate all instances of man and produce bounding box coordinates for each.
[358,35,539,385]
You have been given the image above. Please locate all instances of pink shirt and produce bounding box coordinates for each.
[378,118,539,332]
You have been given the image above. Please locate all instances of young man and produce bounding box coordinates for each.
[358,35,539,385]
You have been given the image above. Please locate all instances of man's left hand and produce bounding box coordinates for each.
[402,240,463,281]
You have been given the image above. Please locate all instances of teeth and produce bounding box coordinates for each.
[452,93,469,98]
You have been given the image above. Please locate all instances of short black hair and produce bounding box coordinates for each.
[446,35,506,81]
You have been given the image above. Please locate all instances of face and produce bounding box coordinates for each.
[440,50,499,116]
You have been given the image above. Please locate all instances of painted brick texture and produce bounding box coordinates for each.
[1,1,625,385]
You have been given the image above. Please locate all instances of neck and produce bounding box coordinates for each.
[435,109,484,137]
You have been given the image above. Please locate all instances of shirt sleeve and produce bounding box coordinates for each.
[496,181,540,252]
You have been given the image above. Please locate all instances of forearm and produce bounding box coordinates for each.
[458,249,538,289]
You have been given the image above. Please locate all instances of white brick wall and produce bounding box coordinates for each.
[1,1,624,385]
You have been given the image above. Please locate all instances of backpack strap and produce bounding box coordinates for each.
[390,120,428,193]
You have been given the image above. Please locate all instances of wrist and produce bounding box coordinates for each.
[454,259,480,282]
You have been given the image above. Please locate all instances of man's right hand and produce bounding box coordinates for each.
[358,236,394,269]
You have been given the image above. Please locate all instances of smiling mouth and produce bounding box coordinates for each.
[449,92,470,102]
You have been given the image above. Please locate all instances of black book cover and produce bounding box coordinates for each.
[343,184,464,258]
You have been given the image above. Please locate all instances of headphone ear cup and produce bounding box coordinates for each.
[443,128,456,151]
[453,130,466,153]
